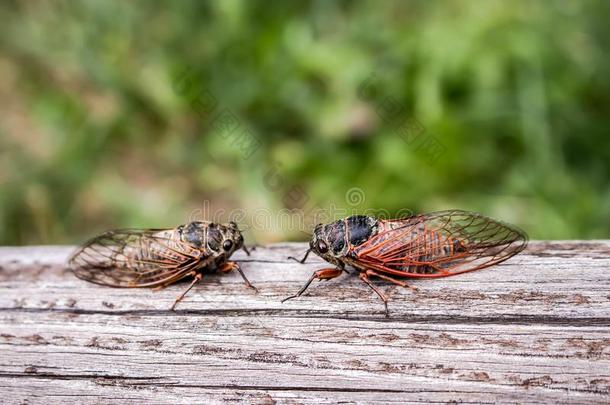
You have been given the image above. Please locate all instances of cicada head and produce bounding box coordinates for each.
[310,220,348,265]
[224,221,245,254]
[310,216,379,265]
[179,221,244,258]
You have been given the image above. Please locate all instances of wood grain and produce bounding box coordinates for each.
[0,242,609,404]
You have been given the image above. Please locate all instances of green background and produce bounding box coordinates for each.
[1,0,609,245]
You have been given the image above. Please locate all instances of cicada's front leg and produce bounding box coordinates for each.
[288,248,311,264]
[281,267,343,303]
[219,261,258,292]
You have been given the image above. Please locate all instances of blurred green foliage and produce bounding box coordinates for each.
[0,0,609,245]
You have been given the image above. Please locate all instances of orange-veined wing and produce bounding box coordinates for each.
[354,210,527,278]
[69,228,208,288]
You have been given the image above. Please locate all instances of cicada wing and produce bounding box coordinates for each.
[355,210,527,278]
[69,228,207,287]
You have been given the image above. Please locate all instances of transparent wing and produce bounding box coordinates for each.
[69,228,207,287]
[354,210,528,278]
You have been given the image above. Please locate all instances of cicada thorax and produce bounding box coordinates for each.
[176,221,240,269]
[311,215,376,266]
[321,216,376,253]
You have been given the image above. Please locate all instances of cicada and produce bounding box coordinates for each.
[69,221,256,310]
[284,210,527,316]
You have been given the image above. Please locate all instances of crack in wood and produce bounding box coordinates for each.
[1,307,609,326]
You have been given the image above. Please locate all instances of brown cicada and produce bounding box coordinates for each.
[69,221,256,310]
[284,210,527,315]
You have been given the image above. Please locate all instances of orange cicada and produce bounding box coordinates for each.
[69,221,256,310]
[284,210,527,315]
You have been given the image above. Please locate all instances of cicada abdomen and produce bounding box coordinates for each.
[355,210,528,277]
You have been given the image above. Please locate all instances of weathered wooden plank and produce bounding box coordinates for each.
[0,242,609,404]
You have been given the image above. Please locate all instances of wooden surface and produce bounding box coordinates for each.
[0,241,609,404]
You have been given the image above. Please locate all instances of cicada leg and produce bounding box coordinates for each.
[281,267,343,303]
[170,272,202,311]
[242,245,258,256]
[220,261,258,293]
[287,248,311,264]
[152,271,196,292]
[358,272,390,317]
[363,269,418,292]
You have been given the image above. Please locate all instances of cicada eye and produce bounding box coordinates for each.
[222,239,234,251]
[316,240,328,254]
